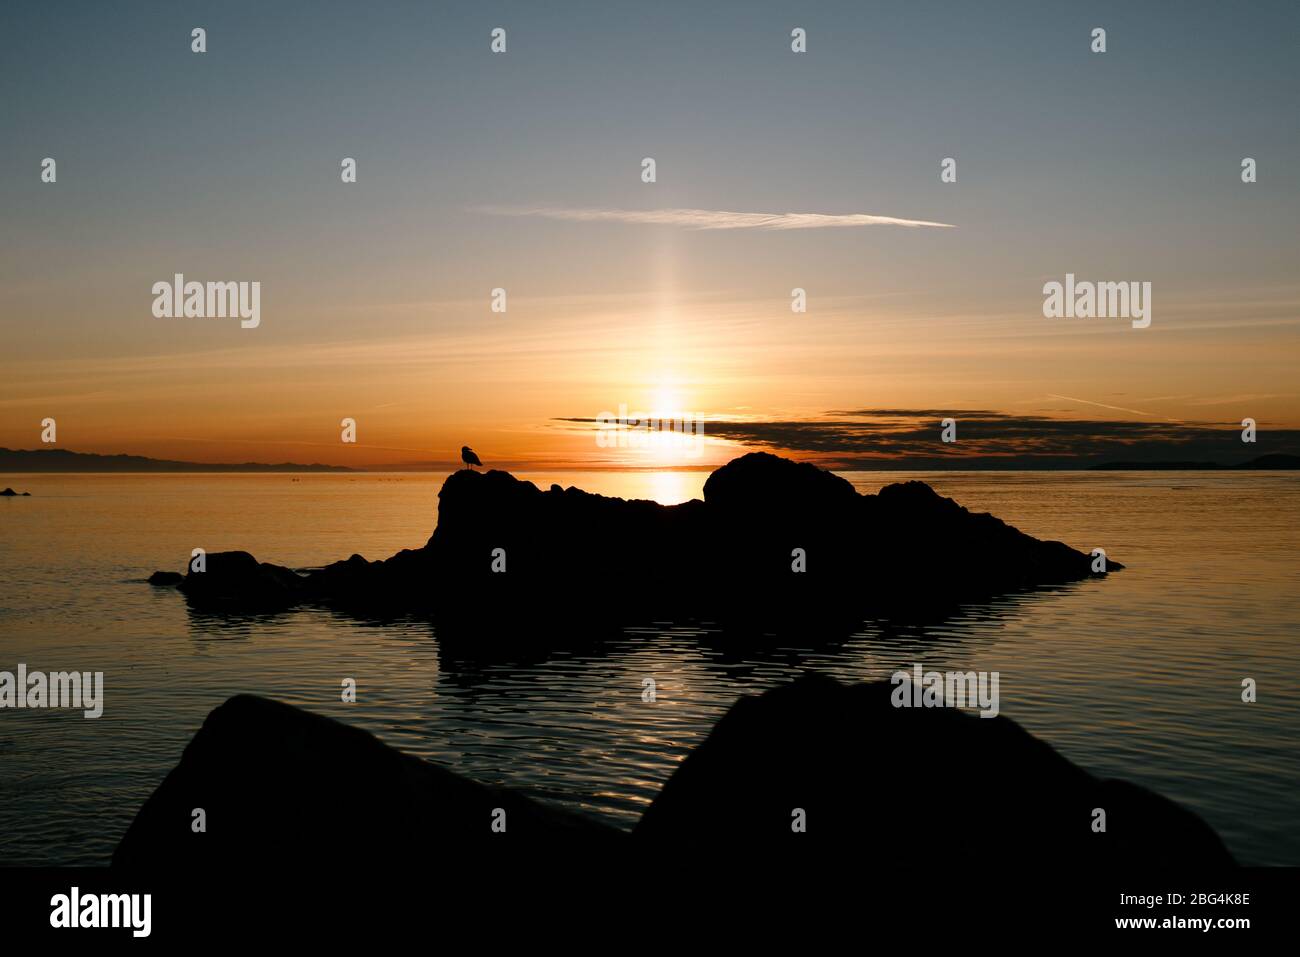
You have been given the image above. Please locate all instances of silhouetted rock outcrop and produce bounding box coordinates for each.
[636,674,1232,866]
[147,453,1120,633]
[115,678,1231,867]
[113,694,620,866]
[147,571,183,586]
[1,487,31,496]
[176,550,307,610]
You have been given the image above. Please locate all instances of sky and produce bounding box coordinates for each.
[1,0,1298,469]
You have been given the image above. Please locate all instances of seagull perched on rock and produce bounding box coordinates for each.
[460,446,482,470]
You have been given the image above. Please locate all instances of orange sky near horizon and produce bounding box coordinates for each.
[3,282,1298,470]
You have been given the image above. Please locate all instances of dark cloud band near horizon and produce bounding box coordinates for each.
[555,411,1298,468]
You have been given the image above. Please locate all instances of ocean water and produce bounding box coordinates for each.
[1,470,1297,865]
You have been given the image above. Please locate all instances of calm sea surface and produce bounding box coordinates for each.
[1,470,1297,864]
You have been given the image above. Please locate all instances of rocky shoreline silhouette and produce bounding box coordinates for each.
[118,454,1234,868]
[146,452,1121,637]
[113,675,1231,866]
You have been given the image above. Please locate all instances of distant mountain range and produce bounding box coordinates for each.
[1089,453,1300,471]
[0,448,354,473]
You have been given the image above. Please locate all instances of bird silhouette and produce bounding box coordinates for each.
[460,446,482,470]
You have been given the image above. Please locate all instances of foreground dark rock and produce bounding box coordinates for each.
[115,677,1231,867]
[1,487,31,496]
[147,453,1120,634]
[113,694,620,866]
[638,675,1233,865]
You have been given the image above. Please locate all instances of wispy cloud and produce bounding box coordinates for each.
[1046,393,1174,420]
[476,205,956,230]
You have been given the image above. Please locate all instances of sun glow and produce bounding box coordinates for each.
[650,384,685,419]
